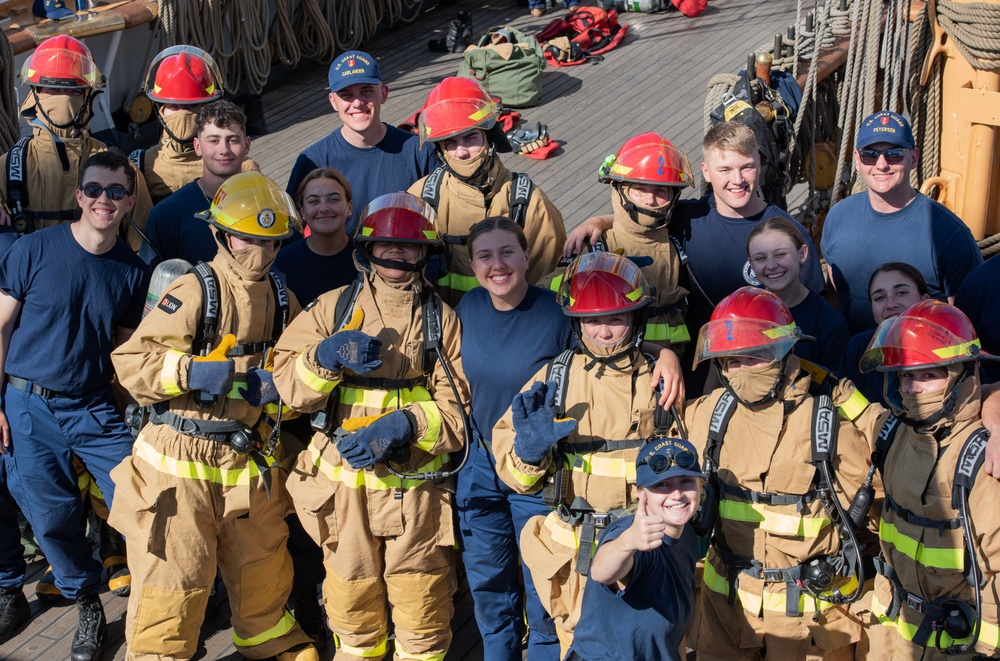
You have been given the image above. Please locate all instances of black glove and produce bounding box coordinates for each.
[336,410,417,469]
[239,367,279,406]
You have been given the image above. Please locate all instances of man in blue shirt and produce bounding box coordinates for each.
[286,50,439,236]
[820,110,982,332]
[0,151,149,661]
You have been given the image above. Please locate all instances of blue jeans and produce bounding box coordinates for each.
[3,383,134,598]
[456,437,559,661]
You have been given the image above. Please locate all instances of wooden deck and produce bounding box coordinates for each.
[0,0,799,657]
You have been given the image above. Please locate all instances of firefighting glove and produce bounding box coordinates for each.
[189,334,236,396]
[424,252,448,283]
[512,380,578,465]
[316,309,382,374]
[240,367,278,406]
[336,409,417,469]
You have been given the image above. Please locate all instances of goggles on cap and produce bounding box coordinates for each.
[858,147,907,166]
[637,449,698,474]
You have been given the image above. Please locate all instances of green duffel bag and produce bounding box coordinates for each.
[457,25,545,108]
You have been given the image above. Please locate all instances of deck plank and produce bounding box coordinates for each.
[0,0,799,658]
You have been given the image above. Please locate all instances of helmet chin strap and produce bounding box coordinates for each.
[358,244,426,272]
[718,355,790,408]
[156,107,195,146]
[31,88,99,132]
[441,142,496,187]
[614,183,678,229]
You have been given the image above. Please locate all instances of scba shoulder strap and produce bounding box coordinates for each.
[420,165,532,246]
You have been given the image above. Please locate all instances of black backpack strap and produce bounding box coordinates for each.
[420,284,443,373]
[420,165,447,210]
[6,137,31,225]
[128,148,145,173]
[705,391,738,470]
[811,394,838,465]
[267,271,290,341]
[872,414,902,477]
[508,172,533,227]
[190,262,219,356]
[332,277,364,333]
[545,349,576,418]
[952,427,990,511]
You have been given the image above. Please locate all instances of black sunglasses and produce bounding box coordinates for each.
[80,183,129,201]
[857,147,907,166]
[638,449,697,474]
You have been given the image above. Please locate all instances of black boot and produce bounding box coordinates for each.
[292,587,328,651]
[71,593,106,661]
[0,586,30,643]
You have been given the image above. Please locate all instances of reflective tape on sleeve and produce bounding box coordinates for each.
[160,349,186,396]
[506,460,546,488]
[645,321,691,344]
[435,271,479,293]
[412,400,442,452]
[838,388,869,421]
[295,350,339,394]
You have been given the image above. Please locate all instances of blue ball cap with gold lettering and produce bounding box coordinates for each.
[328,51,382,93]
[635,437,705,488]
[855,110,915,149]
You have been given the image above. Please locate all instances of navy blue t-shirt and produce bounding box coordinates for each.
[140,179,217,267]
[569,516,699,661]
[955,257,1000,385]
[455,286,572,442]
[839,330,886,407]
[273,238,358,307]
[790,290,850,374]
[820,192,982,333]
[286,124,439,236]
[0,223,148,393]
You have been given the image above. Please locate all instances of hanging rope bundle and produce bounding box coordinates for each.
[0,32,21,155]
[297,0,336,63]
[270,0,302,68]
[935,0,1000,70]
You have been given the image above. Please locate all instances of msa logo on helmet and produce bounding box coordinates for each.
[257,208,276,229]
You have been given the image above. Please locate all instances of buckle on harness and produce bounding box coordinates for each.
[907,592,927,614]
[591,513,612,528]
[762,568,785,582]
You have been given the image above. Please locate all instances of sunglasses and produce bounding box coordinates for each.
[857,147,907,166]
[80,183,129,201]
[637,449,697,474]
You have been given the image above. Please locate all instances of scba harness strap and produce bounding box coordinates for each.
[542,348,669,575]
[5,136,83,234]
[703,393,863,615]
[872,418,989,653]
[419,166,532,245]
[309,276,443,436]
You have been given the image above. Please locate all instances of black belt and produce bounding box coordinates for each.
[7,375,68,399]
[342,375,427,390]
[149,408,247,442]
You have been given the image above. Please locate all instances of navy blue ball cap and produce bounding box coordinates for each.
[635,437,705,488]
[855,110,915,149]
[328,51,382,93]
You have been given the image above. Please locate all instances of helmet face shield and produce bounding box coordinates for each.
[21,38,104,90]
[693,318,800,367]
[598,133,694,188]
[860,312,983,373]
[202,171,301,240]
[356,192,442,247]
[557,252,650,317]
[145,46,224,104]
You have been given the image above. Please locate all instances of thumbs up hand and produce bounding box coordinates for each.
[625,490,669,552]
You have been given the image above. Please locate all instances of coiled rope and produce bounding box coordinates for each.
[0,32,20,154]
[270,0,302,68]
[297,0,336,63]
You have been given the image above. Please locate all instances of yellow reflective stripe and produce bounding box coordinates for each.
[703,559,851,615]
[340,385,432,410]
[263,402,292,416]
[435,271,479,293]
[295,350,339,394]
[412,400,442,452]
[395,644,446,661]
[719,499,831,537]
[838,388,869,422]
[549,273,564,293]
[645,322,690,344]
[76,471,90,494]
[161,350,185,396]
[340,634,389,657]
[543,511,596,554]
[232,609,296,648]
[309,443,447,490]
[135,438,277,486]
[506,460,545,488]
[879,520,964,570]
[871,593,987,648]
[762,322,797,339]
[565,451,637,481]
[933,338,980,359]
[225,380,248,399]
[87,477,104,500]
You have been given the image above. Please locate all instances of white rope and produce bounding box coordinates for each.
[0,33,20,154]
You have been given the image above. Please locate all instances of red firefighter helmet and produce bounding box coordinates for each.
[694,286,802,366]
[355,192,443,249]
[556,252,651,317]
[418,76,498,146]
[598,133,694,188]
[860,300,986,372]
[19,35,104,90]
[145,46,224,104]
